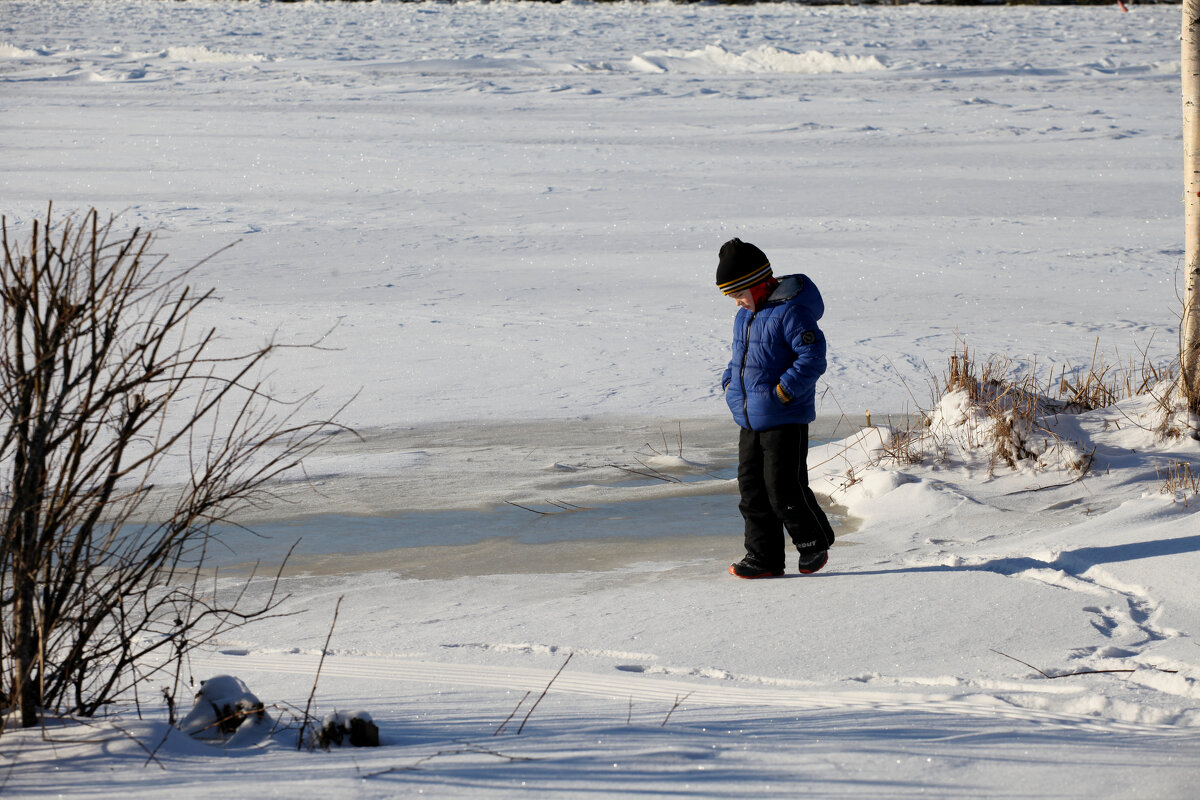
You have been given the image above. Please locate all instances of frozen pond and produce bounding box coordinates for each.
[205,415,855,575]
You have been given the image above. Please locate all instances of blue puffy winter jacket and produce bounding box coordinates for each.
[721,274,827,430]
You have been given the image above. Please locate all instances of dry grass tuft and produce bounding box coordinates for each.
[876,424,931,467]
[872,339,1174,477]
[931,343,1055,470]
[1158,460,1200,505]
[1052,339,1168,412]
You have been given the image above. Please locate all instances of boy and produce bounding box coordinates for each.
[717,238,836,578]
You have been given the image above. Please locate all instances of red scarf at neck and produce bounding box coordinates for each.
[749,277,780,310]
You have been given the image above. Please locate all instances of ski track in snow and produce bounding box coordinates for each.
[189,648,1187,738]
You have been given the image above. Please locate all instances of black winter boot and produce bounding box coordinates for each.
[796,550,829,575]
[728,555,785,579]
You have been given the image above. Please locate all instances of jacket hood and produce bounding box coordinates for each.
[767,274,824,321]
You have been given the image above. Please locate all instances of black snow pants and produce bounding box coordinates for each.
[737,423,836,571]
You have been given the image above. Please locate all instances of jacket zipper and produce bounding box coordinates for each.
[738,311,756,430]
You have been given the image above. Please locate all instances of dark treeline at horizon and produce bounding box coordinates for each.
[169,0,1179,7]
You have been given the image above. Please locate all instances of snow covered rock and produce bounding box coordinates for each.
[179,675,270,745]
[316,710,379,748]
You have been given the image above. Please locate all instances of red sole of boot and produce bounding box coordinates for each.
[728,564,784,579]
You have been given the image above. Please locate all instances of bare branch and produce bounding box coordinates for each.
[990,649,1178,679]
[1,206,348,728]
[515,652,573,735]
[297,596,343,750]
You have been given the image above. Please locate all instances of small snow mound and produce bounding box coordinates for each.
[930,389,975,430]
[927,387,1092,475]
[165,46,267,64]
[632,44,885,75]
[641,453,705,472]
[629,54,666,74]
[1093,646,1138,659]
[179,675,270,746]
[852,469,915,501]
[1128,668,1200,701]
[0,42,37,58]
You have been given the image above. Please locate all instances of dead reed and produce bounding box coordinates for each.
[874,338,1175,477]
[1158,460,1200,501]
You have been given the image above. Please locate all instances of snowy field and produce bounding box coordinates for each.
[3,1,1200,797]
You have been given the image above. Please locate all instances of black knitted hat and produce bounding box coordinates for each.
[715,238,772,295]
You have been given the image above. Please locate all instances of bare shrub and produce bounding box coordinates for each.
[0,206,346,730]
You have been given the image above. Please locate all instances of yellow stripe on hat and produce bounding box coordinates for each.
[718,262,772,295]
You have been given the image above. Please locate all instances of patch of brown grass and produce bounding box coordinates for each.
[1158,460,1200,504]
[922,339,1172,474]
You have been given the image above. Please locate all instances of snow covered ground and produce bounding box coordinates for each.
[3,1,1200,797]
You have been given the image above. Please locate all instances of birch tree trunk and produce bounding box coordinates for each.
[1183,1,1200,412]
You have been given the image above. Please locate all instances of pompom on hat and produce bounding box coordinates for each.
[715,238,772,295]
